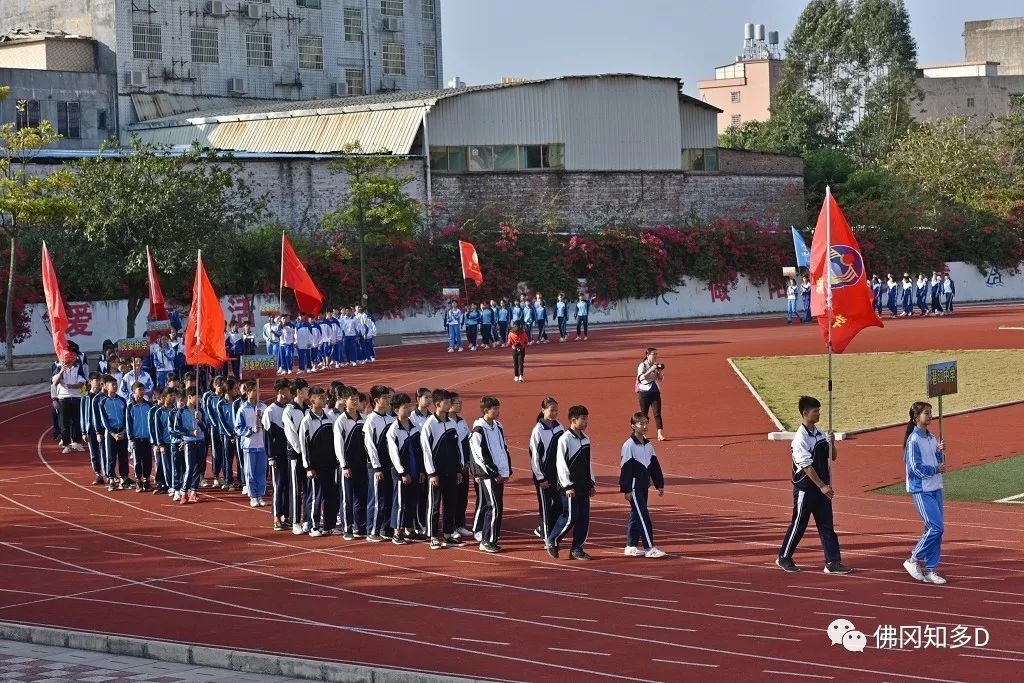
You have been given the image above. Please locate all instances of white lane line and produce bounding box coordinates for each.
[452,637,510,646]
[958,654,1024,662]
[543,615,598,623]
[694,578,751,585]
[153,579,188,585]
[43,546,79,551]
[216,585,260,592]
[131,533,163,539]
[637,624,697,633]
[103,551,142,556]
[984,599,1024,606]
[716,603,774,611]
[184,537,221,543]
[763,670,833,680]
[454,559,497,565]
[652,658,718,668]
[13,524,49,530]
[11,493,42,497]
[816,612,877,620]
[291,592,337,599]
[788,585,845,593]
[625,596,678,604]
[882,592,943,600]
[380,575,421,581]
[368,599,418,607]
[59,497,89,501]
[738,633,801,642]
[549,647,610,657]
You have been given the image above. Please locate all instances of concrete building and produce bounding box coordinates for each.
[125,74,802,228]
[1,0,444,137]
[965,17,1024,76]
[698,22,783,135]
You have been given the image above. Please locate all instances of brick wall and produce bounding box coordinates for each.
[717,148,804,176]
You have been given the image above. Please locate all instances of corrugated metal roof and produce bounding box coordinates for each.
[135,107,425,154]
[131,93,286,122]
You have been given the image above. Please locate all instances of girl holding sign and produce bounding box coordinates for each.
[902,401,947,585]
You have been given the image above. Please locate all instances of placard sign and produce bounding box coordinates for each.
[241,354,278,379]
[441,287,461,298]
[926,360,957,398]
[260,304,281,318]
[117,338,151,358]
[146,319,172,336]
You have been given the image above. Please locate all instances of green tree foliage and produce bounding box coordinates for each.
[0,87,76,368]
[321,141,421,307]
[63,138,266,337]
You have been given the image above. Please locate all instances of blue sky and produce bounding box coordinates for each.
[440,0,1023,95]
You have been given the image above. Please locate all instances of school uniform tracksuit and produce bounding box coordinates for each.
[126,398,154,483]
[496,305,510,345]
[778,424,842,565]
[445,308,463,350]
[235,401,269,499]
[530,417,565,540]
[905,427,945,571]
[546,430,594,552]
[99,394,130,481]
[336,411,369,535]
[278,323,297,372]
[901,280,914,316]
[297,323,315,372]
[387,420,423,531]
[470,418,512,546]
[943,279,955,313]
[149,405,173,491]
[885,280,899,316]
[81,391,105,478]
[480,307,494,346]
[464,310,481,348]
[263,401,292,524]
[421,414,464,540]
[365,410,397,537]
[574,300,590,337]
[299,409,338,533]
[534,302,548,341]
[916,278,929,315]
[619,435,665,550]
[172,407,206,493]
[410,410,433,532]
[555,301,569,340]
[284,402,309,532]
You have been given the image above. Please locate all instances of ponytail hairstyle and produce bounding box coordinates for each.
[537,396,558,422]
[904,401,932,446]
[645,347,658,362]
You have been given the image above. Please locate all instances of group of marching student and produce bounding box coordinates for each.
[261,306,378,376]
[872,272,956,318]
[442,292,593,353]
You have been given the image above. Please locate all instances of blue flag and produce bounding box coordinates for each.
[791,226,810,269]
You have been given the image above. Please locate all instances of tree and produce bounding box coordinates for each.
[219,223,289,317]
[322,141,421,307]
[0,87,75,368]
[65,138,267,337]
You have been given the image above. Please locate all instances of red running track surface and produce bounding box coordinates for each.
[3,307,1024,682]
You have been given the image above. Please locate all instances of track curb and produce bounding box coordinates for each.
[0,622,480,683]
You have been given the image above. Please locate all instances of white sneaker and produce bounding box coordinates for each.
[456,527,473,538]
[242,486,249,496]
[645,547,667,559]
[457,347,463,352]
[250,498,259,507]
[257,498,266,507]
[309,529,323,537]
[474,531,483,542]
[72,442,85,452]
[624,546,644,557]
[292,523,304,535]
[173,491,182,501]
[923,570,947,585]
[448,348,454,353]
[61,446,71,454]
[903,558,925,582]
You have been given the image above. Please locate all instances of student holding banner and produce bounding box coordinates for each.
[118,356,154,401]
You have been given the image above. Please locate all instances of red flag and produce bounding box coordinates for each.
[459,240,483,287]
[184,251,228,367]
[146,246,169,322]
[41,241,70,360]
[809,190,883,353]
[281,233,324,316]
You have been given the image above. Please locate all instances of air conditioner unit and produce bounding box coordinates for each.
[330,82,349,97]
[229,77,248,94]
[382,16,402,31]
[206,0,226,16]
[127,70,147,87]
[244,3,264,19]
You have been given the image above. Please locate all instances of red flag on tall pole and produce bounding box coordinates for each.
[809,188,883,353]
[459,240,483,287]
[146,246,169,322]
[281,232,324,316]
[184,250,228,367]
[41,241,70,360]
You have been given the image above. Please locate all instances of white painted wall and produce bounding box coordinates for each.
[10,262,1022,357]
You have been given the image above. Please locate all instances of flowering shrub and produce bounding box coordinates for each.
[0,241,37,343]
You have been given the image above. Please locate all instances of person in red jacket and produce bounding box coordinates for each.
[508,321,529,382]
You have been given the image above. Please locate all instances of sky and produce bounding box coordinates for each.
[440,0,1024,96]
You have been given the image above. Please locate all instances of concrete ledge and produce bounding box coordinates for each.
[375,333,403,347]
[0,365,51,387]
[0,622,478,683]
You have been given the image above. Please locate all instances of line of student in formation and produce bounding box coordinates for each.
[261,305,379,376]
[52,361,667,559]
[442,292,593,352]
[785,271,956,324]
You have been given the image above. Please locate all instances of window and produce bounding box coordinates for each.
[382,42,405,75]
[16,100,40,129]
[494,145,517,170]
[730,114,741,126]
[682,148,719,171]
[430,144,565,172]
[381,0,404,16]
[730,91,741,103]
[297,0,321,7]
[344,8,363,41]
[468,145,493,171]
[191,27,219,64]
[298,36,323,70]
[715,63,745,80]
[966,97,975,108]
[132,23,162,60]
[56,102,81,139]
[97,109,108,131]
[422,45,436,78]
[246,32,273,67]
[345,68,365,95]
[422,0,434,20]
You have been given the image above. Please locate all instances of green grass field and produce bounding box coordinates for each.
[731,349,1024,433]
[873,455,1024,503]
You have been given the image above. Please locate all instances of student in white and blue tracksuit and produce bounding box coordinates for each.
[278,315,297,373]
[902,401,948,585]
[574,294,591,339]
[234,380,269,507]
[530,397,564,541]
[786,278,798,324]
[365,385,397,541]
[263,316,280,359]
[885,274,899,318]
[901,274,914,316]
[545,405,595,561]
[555,293,569,341]
[619,413,666,558]
[534,296,549,342]
[871,276,883,317]
[444,301,463,352]
[916,273,929,316]
[469,396,512,553]
[942,274,955,314]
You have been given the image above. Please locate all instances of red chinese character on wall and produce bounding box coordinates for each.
[227,295,252,324]
[66,303,93,336]
[709,283,732,303]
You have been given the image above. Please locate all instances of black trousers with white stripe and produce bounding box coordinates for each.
[778,485,841,564]
[427,473,459,539]
[289,458,307,528]
[477,478,504,545]
[534,481,562,540]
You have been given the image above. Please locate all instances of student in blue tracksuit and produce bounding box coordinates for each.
[510,298,524,328]
[149,389,175,495]
[464,303,481,351]
[363,313,377,362]
[263,315,280,360]
[942,274,955,314]
[522,297,535,344]
[620,412,666,558]
[444,301,463,353]
[225,321,244,378]
[534,296,549,343]
[902,401,947,585]
[296,314,315,373]
[786,278,798,324]
[574,294,591,340]
[365,385,397,541]
[930,272,943,315]
[387,393,424,544]
[262,378,293,531]
[871,275,883,317]
[555,293,569,341]
[338,307,357,366]
[278,314,296,374]
[126,383,154,492]
[885,274,899,318]
[546,405,594,560]
[81,372,106,486]
[479,301,494,348]
[530,397,564,542]
[201,375,224,489]
[172,388,206,504]
[901,274,914,317]
[336,388,368,539]
[218,379,242,490]
[299,387,338,536]
[916,273,929,316]
[420,389,465,550]
[235,379,269,508]
[496,298,510,348]
[469,395,512,553]
[168,389,186,501]
[98,375,132,491]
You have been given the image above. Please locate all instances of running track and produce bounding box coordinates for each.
[3,307,1024,682]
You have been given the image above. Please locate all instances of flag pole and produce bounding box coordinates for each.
[279,231,285,315]
[825,186,835,462]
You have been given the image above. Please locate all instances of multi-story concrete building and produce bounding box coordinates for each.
[1,0,444,138]
[698,23,783,135]
[965,16,1024,76]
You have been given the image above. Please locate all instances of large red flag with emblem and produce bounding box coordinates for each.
[809,190,883,353]
[281,233,324,316]
[184,251,228,367]
[459,240,483,287]
[41,241,70,360]
[146,246,169,322]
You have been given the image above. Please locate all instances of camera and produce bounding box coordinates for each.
[655,363,666,370]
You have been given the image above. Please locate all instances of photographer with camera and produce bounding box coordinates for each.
[508,321,529,382]
[636,347,666,441]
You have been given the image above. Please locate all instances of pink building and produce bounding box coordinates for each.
[697,23,783,135]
